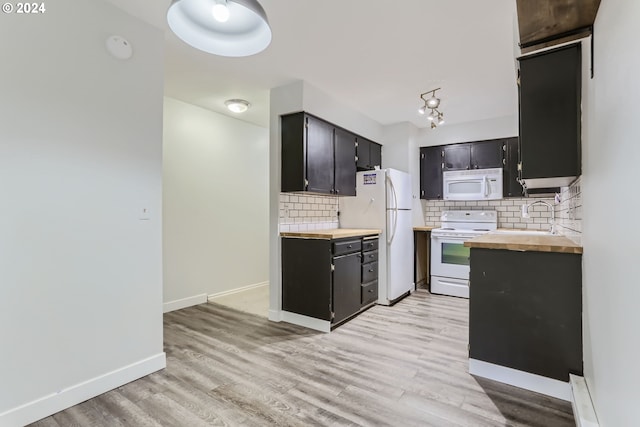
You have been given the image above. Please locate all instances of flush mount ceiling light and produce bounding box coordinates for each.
[167,0,272,57]
[418,88,445,129]
[225,99,251,113]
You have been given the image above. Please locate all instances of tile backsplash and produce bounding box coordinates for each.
[281,177,583,243]
[555,177,582,244]
[279,193,339,232]
[422,197,555,230]
[422,177,583,244]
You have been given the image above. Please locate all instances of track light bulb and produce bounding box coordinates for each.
[418,105,426,115]
[212,1,230,22]
[437,113,445,125]
[426,95,440,109]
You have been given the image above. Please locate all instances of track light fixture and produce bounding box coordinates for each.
[419,88,444,129]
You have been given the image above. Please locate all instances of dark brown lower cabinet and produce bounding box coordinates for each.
[469,248,582,381]
[333,252,362,324]
[282,235,379,327]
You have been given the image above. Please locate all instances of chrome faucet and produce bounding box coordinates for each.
[522,200,556,234]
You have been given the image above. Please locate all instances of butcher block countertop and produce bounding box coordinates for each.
[464,231,583,255]
[413,226,435,232]
[280,228,382,240]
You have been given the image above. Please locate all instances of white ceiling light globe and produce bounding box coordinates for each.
[225,99,251,113]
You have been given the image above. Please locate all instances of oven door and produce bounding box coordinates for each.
[430,234,471,280]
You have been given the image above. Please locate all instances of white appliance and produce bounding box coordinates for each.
[431,210,497,298]
[443,168,503,201]
[339,169,413,305]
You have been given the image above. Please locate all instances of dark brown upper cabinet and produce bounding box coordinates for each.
[281,112,360,196]
[334,127,357,196]
[443,140,503,171]
[518,43,581,189]
[356,137,382,171]
[420,146,443,200]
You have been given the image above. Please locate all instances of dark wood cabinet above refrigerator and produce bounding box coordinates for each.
[281,111,381,196]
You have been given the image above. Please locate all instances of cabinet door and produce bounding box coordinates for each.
[281,112,306,192]
[443,144,471,170]
[282,238,332,321]
[519,43,581,180]
[470,140,503,169]
[420,146,443,199]
[333,252,362,324]
[334,128,357,196]
[503,137,523,197]
[369,142,382,169]
[305,115,335,194]
[356,137,371,170]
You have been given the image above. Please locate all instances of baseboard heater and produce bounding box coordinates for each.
[570,374,599,427]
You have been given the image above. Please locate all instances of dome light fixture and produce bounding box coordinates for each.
[167,0,272,57]
[225,99,251,113]
[419,88,445,129]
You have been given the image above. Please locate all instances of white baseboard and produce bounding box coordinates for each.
[281,311,330,333]
[268,309,281,322]
[570,374,600,427]
[208,281,269,300]
[0,353,166,427]
[469,358,571,401]
[163,293,208,313]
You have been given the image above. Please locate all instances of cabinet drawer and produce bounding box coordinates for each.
[362,250,378,264]
[361,261,378,284]
[362,281,378,305]
[333,239,362,256]
[362,238,379,252]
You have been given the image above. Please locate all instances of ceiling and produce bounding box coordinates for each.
[106,0,520,129]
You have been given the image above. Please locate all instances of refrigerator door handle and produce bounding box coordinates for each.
[386,175,399,245]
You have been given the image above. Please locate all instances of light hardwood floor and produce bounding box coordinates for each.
[31,290,575,426]
[208,284,269,318]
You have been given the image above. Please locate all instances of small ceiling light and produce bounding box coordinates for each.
[211,0,230,22]
[225,99,251,113]
[419,88,445,129]
[167,0,272,57]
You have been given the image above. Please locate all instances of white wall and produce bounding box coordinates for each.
[0,1,165,425]
[381,122,424,225]
[163,97,269,308]
[268,81,384,320]
[582,1,640,425]
[415,115,518,147]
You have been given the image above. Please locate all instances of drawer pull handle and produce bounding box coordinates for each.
[369,254,374,258]
[347,245,352,248]
[368,289,373,293]
[369,269,374,272]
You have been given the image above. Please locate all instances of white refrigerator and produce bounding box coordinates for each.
[339,168,414,305]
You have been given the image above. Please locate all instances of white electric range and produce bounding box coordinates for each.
[430,210,497,298]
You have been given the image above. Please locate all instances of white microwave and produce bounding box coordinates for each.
[443,168,503,201]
